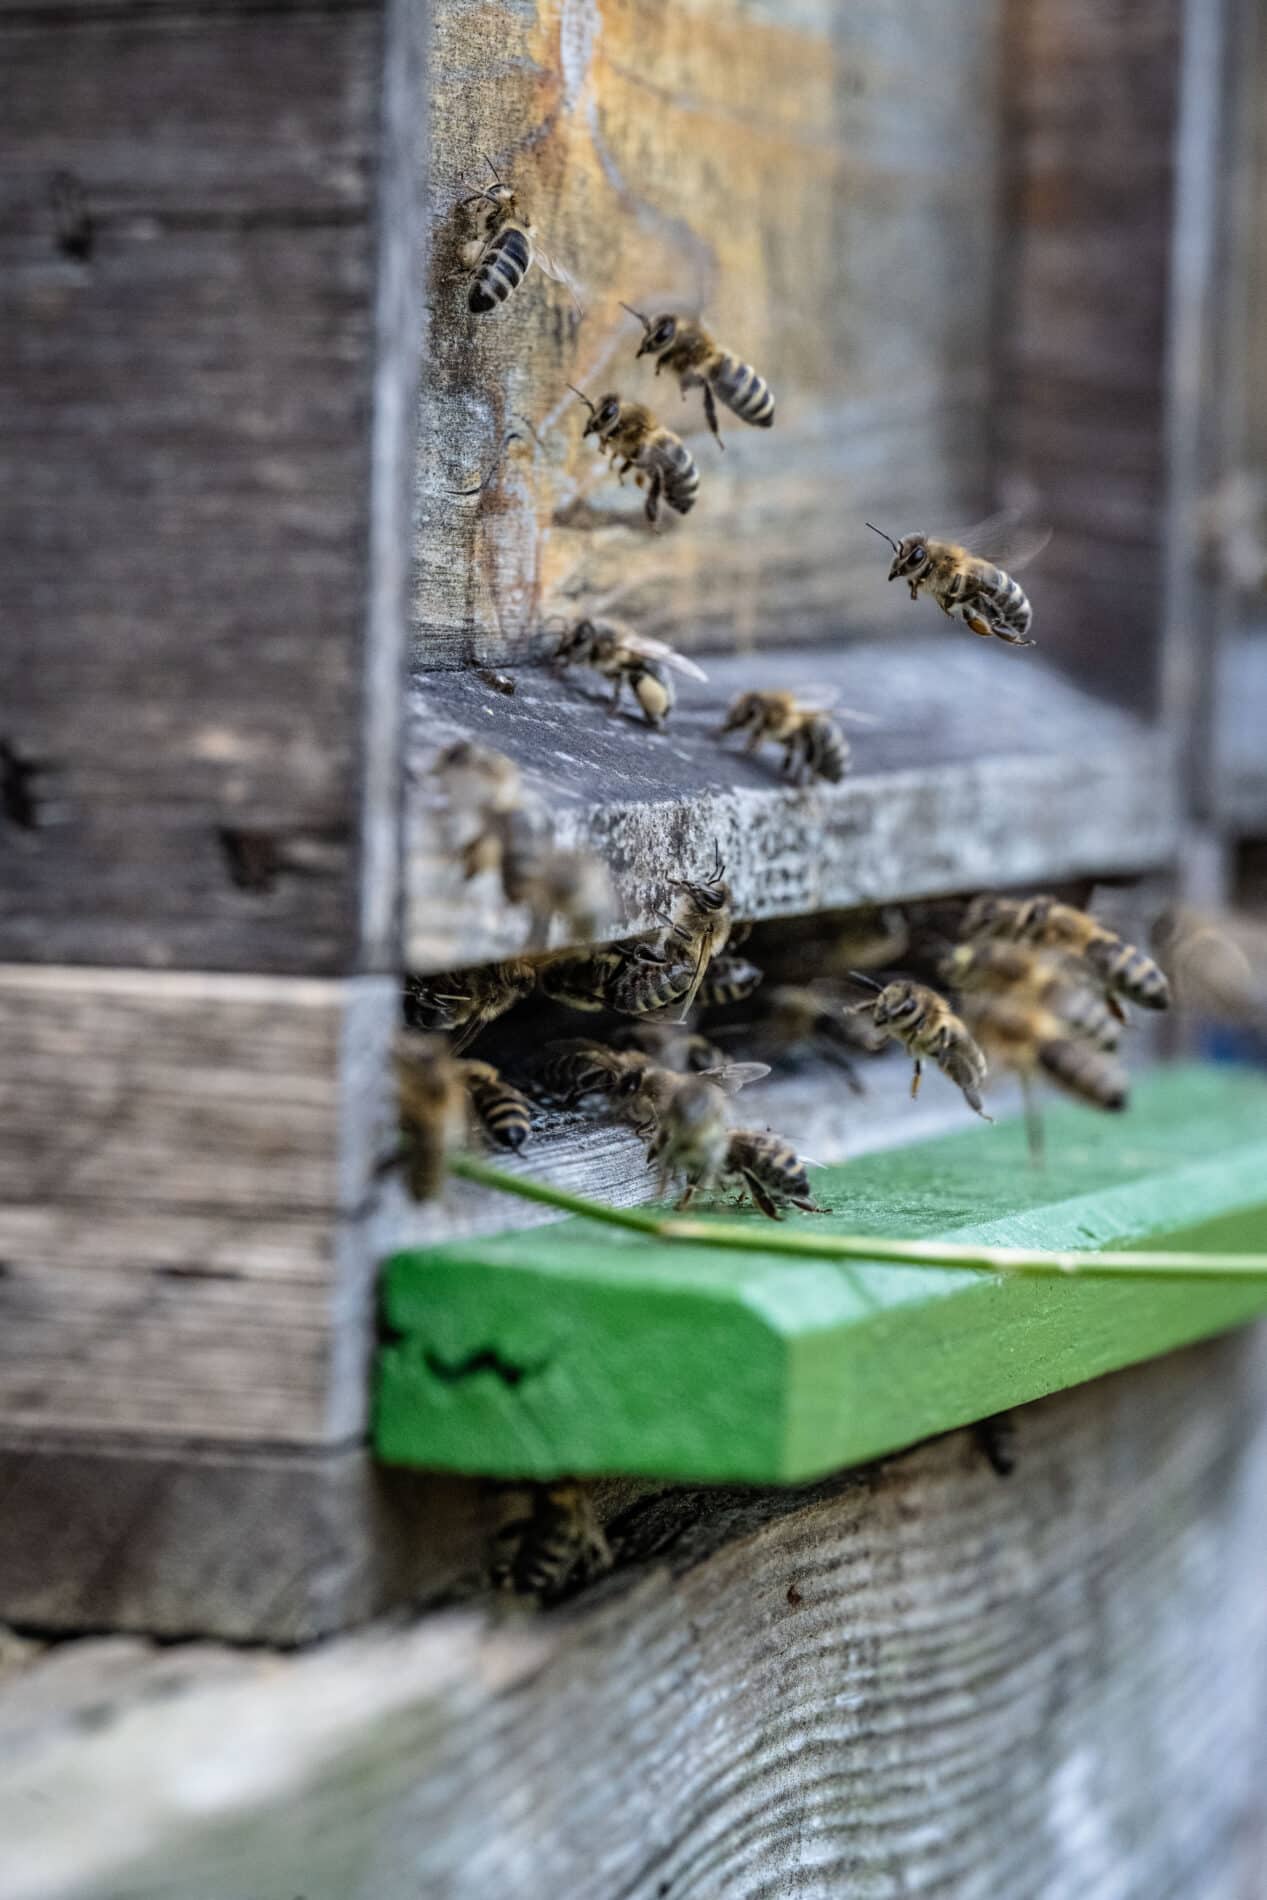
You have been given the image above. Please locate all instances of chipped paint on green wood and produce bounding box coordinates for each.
[375,1067,1267,1483]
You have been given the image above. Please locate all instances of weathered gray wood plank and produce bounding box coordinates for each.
[3,1334,1266,1900]
[404,639,1179,968]
[413,0,1002,666]
[999,0,1181,709]
[0,967,397,1443]
[0,1,416,972]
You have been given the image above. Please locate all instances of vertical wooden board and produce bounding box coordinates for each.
[0,6,393,971]
[998,0,1181,708]
[414,0,1003,665]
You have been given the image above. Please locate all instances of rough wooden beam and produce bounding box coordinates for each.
[414,0,1002,666]
[0,967,397,1444]
[0,0,421,971]
[4,1335,1267,1900]
[405,640,1179,967]
[378,1066,1267,1483]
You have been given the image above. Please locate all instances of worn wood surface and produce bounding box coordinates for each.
[0,966,397,1444]
[405,640,1178,967]
[379,1065,1267,1482]
[1000,0,1181,709]
[0,0,418,972]
[5,1333,1267,1900]
[0,1438,483,1646]
[414,0,1002,666]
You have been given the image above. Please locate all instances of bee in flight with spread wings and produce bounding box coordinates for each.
[866,511,1051,648]
[456,155,582,317]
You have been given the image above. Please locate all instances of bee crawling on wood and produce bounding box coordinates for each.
[717,1130,822,1220]
[550,616,708,730]
[455,155,580,317]
[536,939,696,1018]
[849,974,992,1121]
[620,304,775,447]
[657,841,735,1019]
[493,1480,613,1603]
[866,513,1049,648]
[458,1059,535,1152]
[404,958,536,1054]
[961,893,1171,1015]
[569,386,700,525]
[694,954,765,1009]
[719,689,875,786]
[620,1059,770,1202]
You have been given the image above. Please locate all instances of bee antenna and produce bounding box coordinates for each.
[449,425,529,498]
[481,153,504,186]
[865,522,900,553]
[619,301,652,332]
[510,412,545,449]
[565,383,596,415]
[847,969,885,993]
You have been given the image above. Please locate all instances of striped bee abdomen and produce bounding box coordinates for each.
[659,439,700,515]
[980,566,1033,640]
[1038,1037,1128,1112]
[469,223,532,314]
[794,717,849,783]
[1086,937,1171,1010]
[710,355,776,428]
[468,1077,533,1149]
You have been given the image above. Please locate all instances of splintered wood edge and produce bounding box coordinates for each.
[375,1066,1267,1484]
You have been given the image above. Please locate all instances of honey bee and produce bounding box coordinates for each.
[720,1131,821,1220]
[961,994,1129,1118]
[536,938,694,1016]
[851,975,991,1119]
[570,387,700,524]
[552,616,708,729]
[456,156,578,316]
[961,894,1171,1013]
[694,954,764,1009]
[537,1037,633,1103]
[610,1021,729,1073]
[719,690,858,785]
[497,1481,612,1602]
[626,1063,768,1204]
[866,514,1050,648]
[620,305,775,447]
[404,959,536,1053]
[658,843,734,1018]
[458,1059,534,1151]
[392,1032,472,1201]
[435,741,548,892]
[942,941,1122,1052]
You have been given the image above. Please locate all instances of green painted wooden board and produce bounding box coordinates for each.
[376,1067,1267,1483]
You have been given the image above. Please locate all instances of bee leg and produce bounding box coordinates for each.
[645,473,662,526]
[675,1183,697,1211]
[743,1172,784,1221]
[993,625,1037,648]
[910,1058,923,1101]
[1021,1075,1045,1170]
[608,676,624,713]
[701,384,725,451]
[961,607,995,638]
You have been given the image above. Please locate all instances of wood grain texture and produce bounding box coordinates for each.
[0,1438,481,1646]
[999,0,1181,709]
[5,1333,1267,1900]
[414,0,1002,666]
[0,966,397,1443]
[405,639,1179,967]
[378,1064,1267,1482]
[0,1,412,972]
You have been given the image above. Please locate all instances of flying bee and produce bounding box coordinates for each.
[456,155,579,317]
[960,991,1129,1165]
[404,958,536,1053]
[516,847,615,950]
[942,941,1122,1052]
[961,894,1171,1014]
[551,616,708,729]
[657,842,735,1019]
[620,304,775,447]
[720,1130,821,1220]
[569,387,700,524]
[850,974,991,1120]
[434,741,549,896]
[458,1059,534,1151]
[392,1032,472,1201]
[609,1020,729,1073]
[866,513,1050,648]
[719,689,875,786]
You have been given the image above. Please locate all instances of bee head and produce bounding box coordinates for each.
[719,692,759,735]
[872,980,922,1028]
[888,534,931,583]
[584,393,622,439]
[961,893,1005,939]
[643,313,678,358]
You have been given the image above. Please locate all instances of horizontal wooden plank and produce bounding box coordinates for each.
[404,638,1180,967]
[0,4,395,971]
[0,1437,478,1645]
[5,1333,1267,1899]
[378,1066,1267,1482]
[0,968,396,1443]
[413,0,1002,666]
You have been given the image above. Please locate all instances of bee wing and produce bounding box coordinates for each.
[618,631,709,682]
[531,233,585,314]
[936,510,1052,573]
[699,1060,772,1094]
[790,686,880,727]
